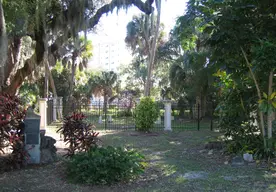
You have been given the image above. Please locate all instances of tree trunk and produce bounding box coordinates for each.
[48,66,57,97]
[5,37,22,83]
[44,61,49,98]
[267,71,274,139]
[69,57,77,98]
[241,47,266,145]
[144,0,161,96]
[0,0,7,91]
[45,53,57,97]
[2,25,45,95]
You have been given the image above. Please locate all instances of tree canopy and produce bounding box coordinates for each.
[0,0,155,95]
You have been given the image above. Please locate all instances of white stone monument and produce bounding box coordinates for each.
[39,98,47,130]
[164,100,172,131]
[108,115,112,123]
[98,115,103,124]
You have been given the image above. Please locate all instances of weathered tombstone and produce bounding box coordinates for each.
[108,115,112,123]
[243,153,253,162]
[231,156,244,166]
[24,108,41,164]
[98,115,102,124]
[40,135,57,164]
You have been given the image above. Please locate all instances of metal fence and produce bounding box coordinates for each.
[169,102,217,131]
[47,98,54,125]
[55,101,218,131]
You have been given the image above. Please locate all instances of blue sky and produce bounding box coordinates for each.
[88,0,188,64]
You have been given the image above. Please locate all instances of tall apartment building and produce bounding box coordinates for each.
[89,41,121,72]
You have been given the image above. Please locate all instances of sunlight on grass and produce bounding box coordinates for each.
[169,141,182,145]
[269,184,276,190]
[157,164,177,176]
[264,172,276,180]
[175,176,187,184]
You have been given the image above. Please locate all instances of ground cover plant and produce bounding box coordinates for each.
[67,146,145,185]
[1,129,276,192]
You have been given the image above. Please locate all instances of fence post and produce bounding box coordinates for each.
[98,99,102,124]
[104,102,107,131]
[39,98,47,130]
[53,97,57,122]
[210,102,213,131]
[164,100,172,131]
[197,103,200,131]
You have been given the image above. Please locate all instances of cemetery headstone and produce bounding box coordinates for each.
[243,153,253,162]
[231,156,244,166]
[24,108,41,164]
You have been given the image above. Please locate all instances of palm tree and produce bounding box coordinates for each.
[61,37,93,100]
[90,71,118,115]
[125,0,163,96]
[169,52,212,118]
[145,0,162,96]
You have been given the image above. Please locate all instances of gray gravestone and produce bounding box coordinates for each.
[231,156,244,166]
[243,153,253,162]
[24,108,41,164]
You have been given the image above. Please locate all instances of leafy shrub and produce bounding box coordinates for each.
[66,146,145,185]
[57,112,99,157]
[134,97,159,132]
[117,110,133,117]
[225,123,276,160]
[254,138,276,160]
[0,94,27,169]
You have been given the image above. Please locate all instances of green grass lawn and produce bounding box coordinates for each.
[98,130,276,192]
[81,110,216,131]
[1,129,275,192]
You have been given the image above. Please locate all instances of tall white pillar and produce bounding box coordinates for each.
[164,100,172,131]
[58,97,63,119]
[39,98,47,130]
[53,97,57,121]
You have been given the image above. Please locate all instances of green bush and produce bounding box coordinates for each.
[117,110,133,117]
[134,97,159,132]
[66,146,145,185]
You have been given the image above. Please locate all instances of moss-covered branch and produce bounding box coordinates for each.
[88,0,154,30]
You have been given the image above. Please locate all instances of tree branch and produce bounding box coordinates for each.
[3,0,155,95]
[88,0,154,30]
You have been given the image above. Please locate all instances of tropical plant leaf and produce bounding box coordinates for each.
[272,101,276,109]
[269,92,276,100]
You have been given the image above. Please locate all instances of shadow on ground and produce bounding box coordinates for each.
[0,129,276,192]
